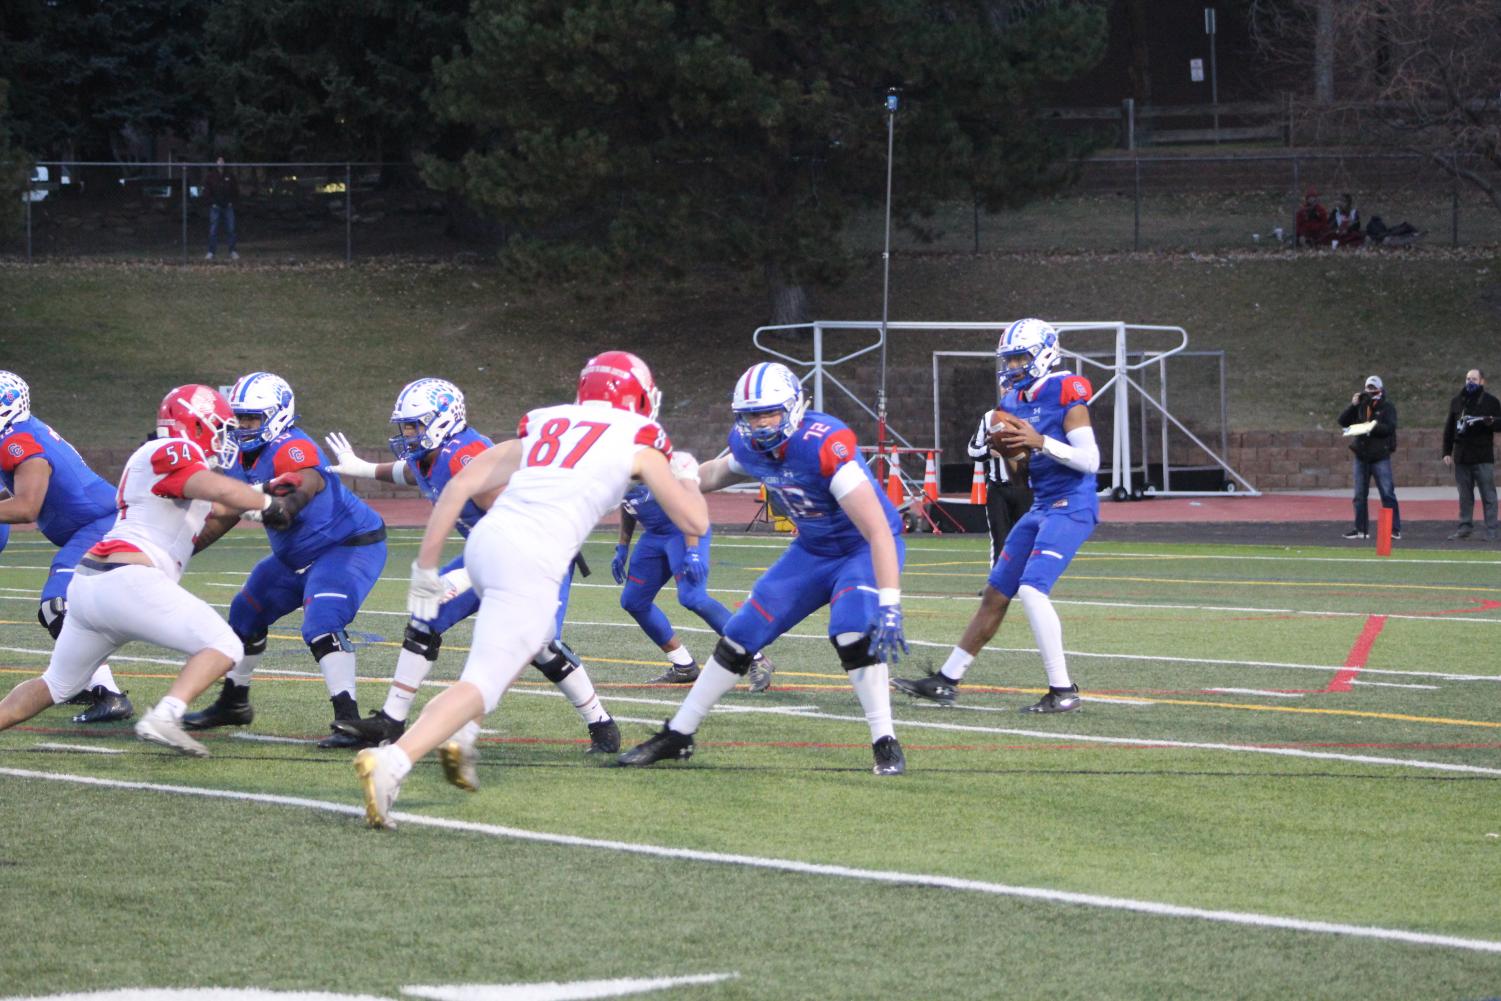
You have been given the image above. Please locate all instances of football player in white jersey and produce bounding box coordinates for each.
[0,385,295,754]
[354,351,708,828]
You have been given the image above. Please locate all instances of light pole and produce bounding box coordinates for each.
[876,87,899,482]
[1205,7,1219,140]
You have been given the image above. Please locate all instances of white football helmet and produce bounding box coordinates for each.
[996,318,1061,391]
[389,378,467,459]
[732,362,808,452]
[228,372,296,450]
[0,371,31,436]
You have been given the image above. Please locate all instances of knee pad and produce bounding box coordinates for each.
[531,639,579,683]
[236,629,268,657]
[402,621,442,662]
[307,629,352,662]
[832,632,879,671]
[38,597,66,640]
[712,635,754,676]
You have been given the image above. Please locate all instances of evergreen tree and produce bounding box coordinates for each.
[426,0,1106,319]
[198,0,467,162]
[0,0,207,160]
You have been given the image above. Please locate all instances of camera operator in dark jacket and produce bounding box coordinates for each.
[1441,367,1499,541]
[1338,375,1401,541]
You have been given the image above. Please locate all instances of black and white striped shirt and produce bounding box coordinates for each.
[967,413,1010,485]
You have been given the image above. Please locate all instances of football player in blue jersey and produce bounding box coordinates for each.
[893,318,1098,712]
[182,371,390,748]
[613,483,776,690]
[0,370,133,723]
[618,362,908,776]
[319,377,620,754]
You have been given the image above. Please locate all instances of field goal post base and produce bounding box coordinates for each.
[751,319,1259,500]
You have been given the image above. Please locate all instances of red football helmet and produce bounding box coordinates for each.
[157,384,239,468]
[576,351,661,419]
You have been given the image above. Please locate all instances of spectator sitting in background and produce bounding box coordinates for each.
[1330,193,1364,247]
[1294,188,1329,248]
[1365,215,1422,247]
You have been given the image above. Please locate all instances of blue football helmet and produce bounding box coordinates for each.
[996,318,1061,391]
[0,371,31,436]
[389,378,467,460]
[228,372,296,450]
[732,362,808,453]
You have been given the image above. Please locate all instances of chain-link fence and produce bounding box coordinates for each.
[6,151,1498,262]
[851,151,1501,253]
[5,161,459,263]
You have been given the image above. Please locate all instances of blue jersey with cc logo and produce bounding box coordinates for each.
[727,410,901,557]
[1000,370,1099,513]
[404,425,493,538]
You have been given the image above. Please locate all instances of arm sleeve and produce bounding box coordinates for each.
[1368,402,1395,439]
[1337,403,1360,428]
[817,428,860,476]
[0,433,45,474]
[828,461,869,501]
[271,440,322,477]
[1443,403,1457,455]
[1039,425,1101,475]
[446,440,490,477]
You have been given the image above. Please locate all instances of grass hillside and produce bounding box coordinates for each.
[2,249,1497,458]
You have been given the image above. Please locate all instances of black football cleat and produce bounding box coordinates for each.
[617,721,694,767]
[182,680,253,730]
[317,693,368,749]
[746,651,776,693]
[1023,685,1082,714]
[872,735,906,776]
[586,717,621,754]
[330,709,406,747]
[891,672,959,706]
[647,663,700,684]
[71,686,134,724]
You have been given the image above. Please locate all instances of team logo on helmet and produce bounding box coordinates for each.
[388,378,468,460]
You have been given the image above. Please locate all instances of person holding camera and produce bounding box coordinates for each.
[1442,368,1499,541]
[1338,375,1401,541]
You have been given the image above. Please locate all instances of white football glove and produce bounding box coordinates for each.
[408,561,445,621]
[437,567,472,603]
[324,431,379,479]
[669,450,700,485]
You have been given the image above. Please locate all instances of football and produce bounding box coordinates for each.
[987,409,1033,460]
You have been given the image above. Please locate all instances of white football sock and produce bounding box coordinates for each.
[668,659,740,735]
[319,650,358,699]
[226,653,258,687]
[667,645,695,666]
[88,663,121,694]
[556,669,609,724]
[383,648,433,722]
[940,647,975,681]
[1018,584,1071,689]
[157,695,187,720]
[386,744,413,780]
[848,663,895,742]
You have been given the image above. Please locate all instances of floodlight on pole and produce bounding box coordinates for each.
[876,87,899,482]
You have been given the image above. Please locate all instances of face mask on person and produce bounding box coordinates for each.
[1464,381,1482,395]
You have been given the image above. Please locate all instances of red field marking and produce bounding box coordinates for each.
[1326,614,1387,693]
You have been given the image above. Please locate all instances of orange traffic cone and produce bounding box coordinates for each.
[969,462,987,505]
[886,459,904,505]
[922,452,939,502]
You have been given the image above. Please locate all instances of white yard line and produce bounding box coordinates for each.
[2,766,1498,956]
[32,743,123,755]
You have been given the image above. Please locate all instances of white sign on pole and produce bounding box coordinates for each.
[1205,7,1217,34]
[1190,58,1205,82]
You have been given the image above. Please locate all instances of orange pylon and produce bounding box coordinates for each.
[922,452,939,502]
[969,462,987,505]
[886,460,904,505]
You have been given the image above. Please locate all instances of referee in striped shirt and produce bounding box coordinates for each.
[968,410,1034,565]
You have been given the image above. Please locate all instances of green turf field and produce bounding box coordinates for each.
[3,529,1500,1000]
